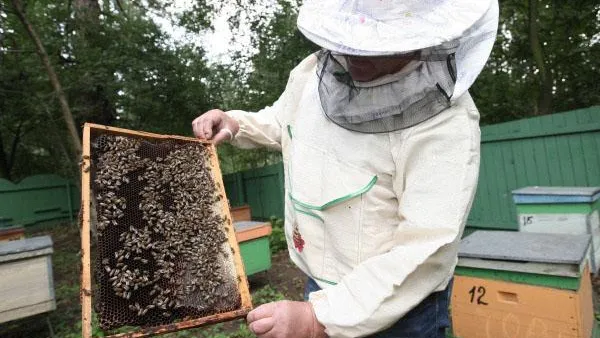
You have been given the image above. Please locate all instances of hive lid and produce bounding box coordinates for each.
[234,221,269,232]
[458,231,590,265]
[0,235,53,259]
[512,186,600,204]
[234,221,272,242]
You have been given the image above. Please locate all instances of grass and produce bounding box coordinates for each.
[0,221,289,338]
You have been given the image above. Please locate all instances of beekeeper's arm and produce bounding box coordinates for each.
[191,99,284,150]
[192,55,316,151]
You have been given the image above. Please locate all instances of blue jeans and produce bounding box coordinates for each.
[304,278,452,338]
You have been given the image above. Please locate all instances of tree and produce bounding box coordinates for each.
[10,0,81,157]
[202,0,600,129]
[1,0,216,180]
[472,0,600,123]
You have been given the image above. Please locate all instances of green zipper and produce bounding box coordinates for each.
[312,276,337,285]
[293,205,324,222]
[287,125,293,139]
[290,175,378,211]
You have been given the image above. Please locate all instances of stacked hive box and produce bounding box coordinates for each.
[0,236,55,323]
[512,186,600,274]
[451,231,594,338]
[234,221,272,276]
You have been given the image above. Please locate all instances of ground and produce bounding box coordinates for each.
[2,222,600,337]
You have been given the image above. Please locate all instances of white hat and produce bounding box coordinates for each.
[297,0,499,99]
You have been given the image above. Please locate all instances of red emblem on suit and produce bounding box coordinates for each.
[293,227,305,252]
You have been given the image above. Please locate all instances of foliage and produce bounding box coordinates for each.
[211,0,600,128]
[0,0,214,181]
[269,216,287,254]
[204,0,319,174]
[472,0,600,124]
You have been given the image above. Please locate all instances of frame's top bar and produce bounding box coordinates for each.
[84,123,212,145]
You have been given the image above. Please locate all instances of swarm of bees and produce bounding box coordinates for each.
[90,134,240,330]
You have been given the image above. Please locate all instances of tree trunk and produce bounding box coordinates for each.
[72,0,117,128]
[8,122,23,175]
[10,0,82,155]
[0,130,11,180]
[528,0,553,115]
[74,0,100,36]
[0,122,24,181]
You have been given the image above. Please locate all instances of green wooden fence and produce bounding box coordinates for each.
[469,105,600,230]
[223,106,600,230]
[224,162,285,220]
[0,174,80,227]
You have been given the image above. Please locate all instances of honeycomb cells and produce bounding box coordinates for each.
[90,132,240,331]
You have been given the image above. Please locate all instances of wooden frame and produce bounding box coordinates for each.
[80,123,252,338]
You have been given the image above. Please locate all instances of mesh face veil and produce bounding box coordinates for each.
[315,42,460,133]
[300,0,500,133]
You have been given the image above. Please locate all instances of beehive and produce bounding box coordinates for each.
[80,123,252,338]
[451,231,594,338]
[234,221,272,276]
[512,186,600,273]
[0,236,55,323]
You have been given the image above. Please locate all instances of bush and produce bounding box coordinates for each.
[269,216,287,254]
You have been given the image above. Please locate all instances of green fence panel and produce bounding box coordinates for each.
[223,163,285,220]
[241,163,285,220]
[0,174,80,227]
[223,172,246,207]
[468,106,600,230]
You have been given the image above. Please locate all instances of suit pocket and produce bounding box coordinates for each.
[288,138,377,281]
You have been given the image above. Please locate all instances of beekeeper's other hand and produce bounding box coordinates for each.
[192,109,239,144]
[247,301,327,338]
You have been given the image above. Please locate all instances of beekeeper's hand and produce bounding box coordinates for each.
[247,301,327,338]
[192,109,239,144]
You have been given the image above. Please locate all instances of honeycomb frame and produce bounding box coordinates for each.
[80,123,252,338]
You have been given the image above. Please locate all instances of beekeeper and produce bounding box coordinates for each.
[193,0,499,337]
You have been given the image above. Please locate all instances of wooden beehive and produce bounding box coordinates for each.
[0,236,55,323]
[0,226,25,242]
[451,231,594,338]
[80,123,252,338]
[230,205,252,222]
[512,186,600,274]
[235,221,272,276]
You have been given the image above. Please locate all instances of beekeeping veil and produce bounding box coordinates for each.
[297,0,499,133]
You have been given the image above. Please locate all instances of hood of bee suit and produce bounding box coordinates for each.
[297,0,499,133]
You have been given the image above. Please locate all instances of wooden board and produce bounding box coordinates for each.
[0,227,25,242]
[81,123,252,338]
[230,205,252,222]
[451,266,594,338]
[235,221,272,243]
[457,257,582,278]
[0,255,55,323]
[0,300,55,324]
[81,124,93,338]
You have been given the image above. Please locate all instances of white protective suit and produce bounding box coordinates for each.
[227,53,481,338]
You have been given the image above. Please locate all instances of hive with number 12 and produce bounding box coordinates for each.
[79,123,252,338]
[450,231,595,338]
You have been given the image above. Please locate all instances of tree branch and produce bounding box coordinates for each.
[10,0,82,155]
[528,0,553,115]
[115,0,124,13]
[0,128,10,180]
[7,120,23,173]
